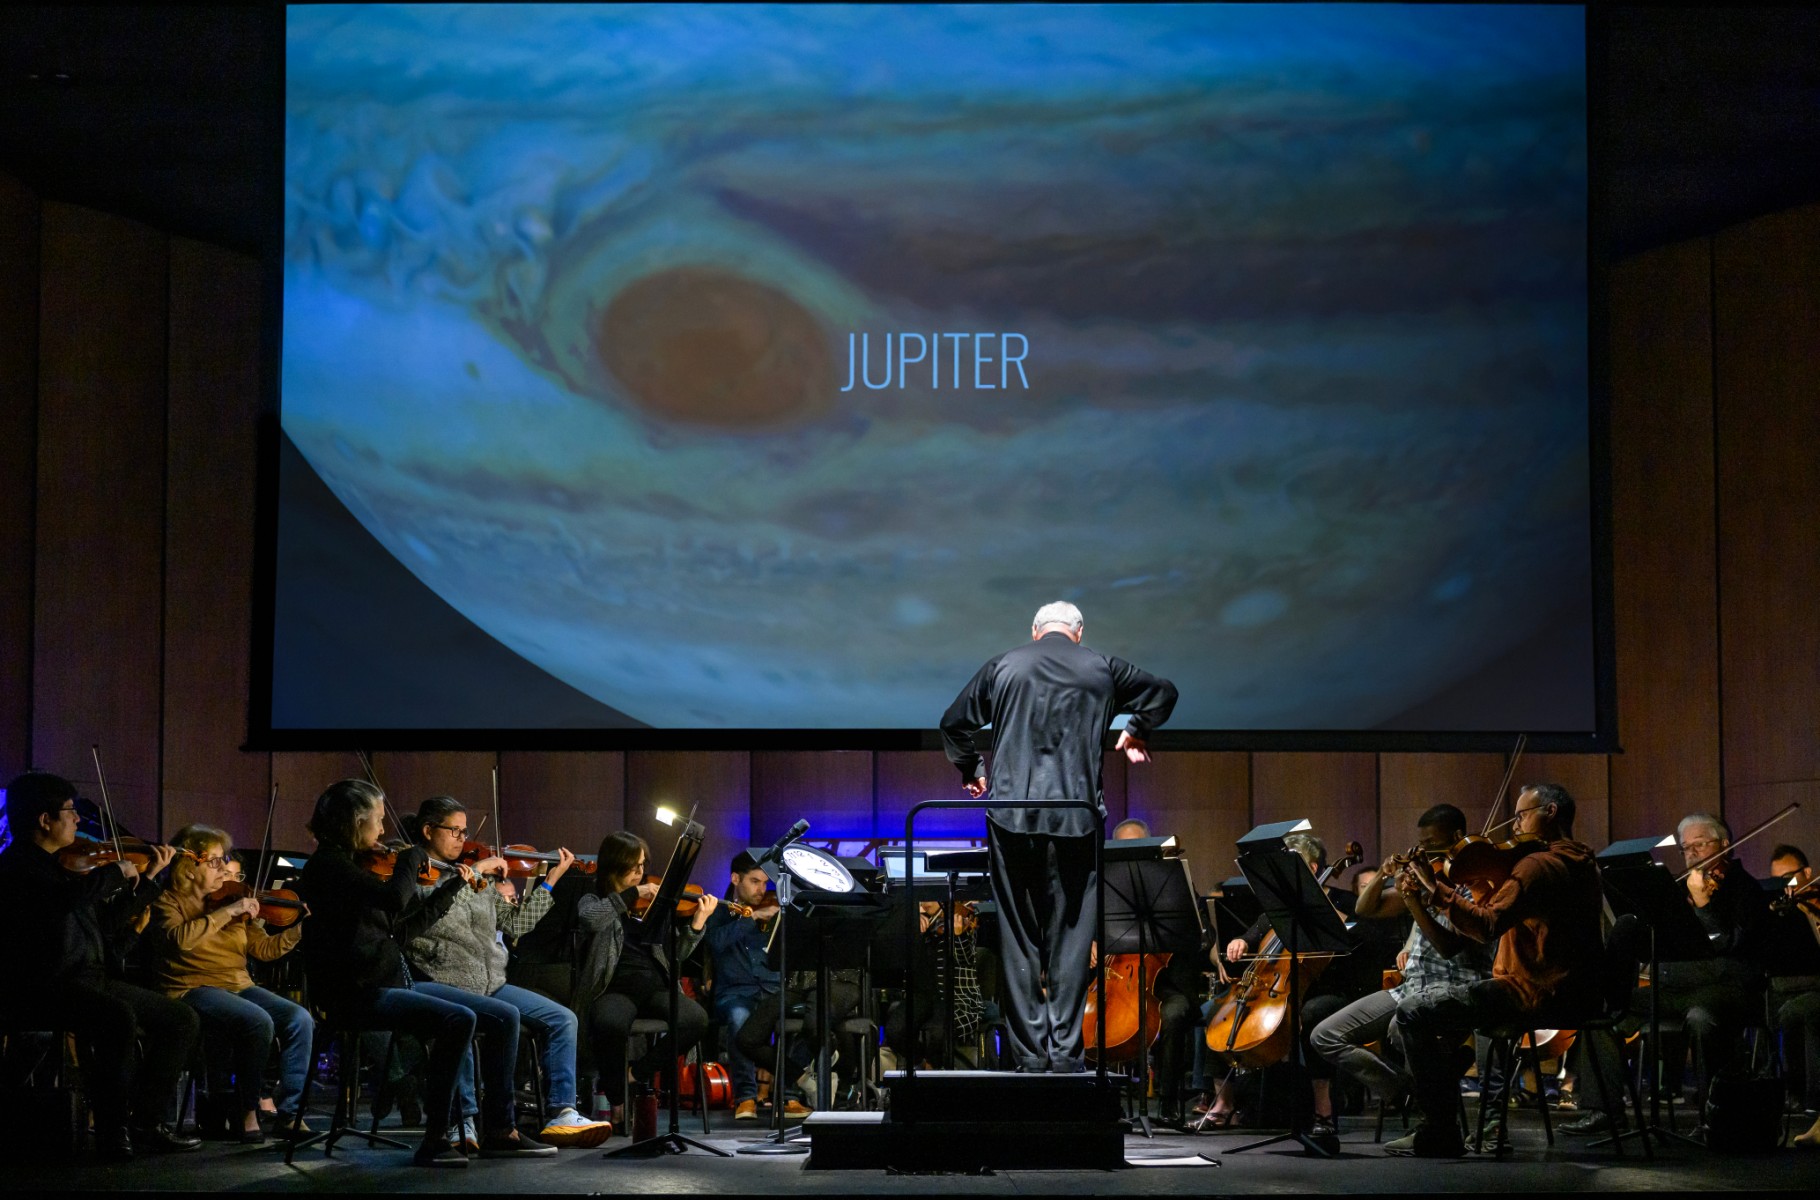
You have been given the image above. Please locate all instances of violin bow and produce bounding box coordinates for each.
[1674,801,1799,883]
[356,749,410,845]
[252,780,280,894]
[1480,734,1529,837]
[90,744,128,865]
[491,764,504,861]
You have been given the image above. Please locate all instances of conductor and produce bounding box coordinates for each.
[940,601,1177,1073]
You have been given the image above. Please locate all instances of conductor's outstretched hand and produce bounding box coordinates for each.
[964,776,989,798]
[1116,730,1150,764]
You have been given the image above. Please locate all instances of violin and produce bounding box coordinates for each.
[356,845,446,886]
[631,876,745,919]
[1399,831,1547,899]
[206,878,308,928]
[58,833,157,875]
[1203,840,1363,1068]
[456,840,594,880]
[1772,874,1820,918]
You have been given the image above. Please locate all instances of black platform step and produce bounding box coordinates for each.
[882,1069,1122,1123]
[804,1071,1127,1171]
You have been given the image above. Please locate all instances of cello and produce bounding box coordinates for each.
[1203,840,1363,1067]
[1083,950,1172,1064]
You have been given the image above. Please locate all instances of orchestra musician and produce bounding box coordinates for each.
[1392,783,1604,1158]
[703,851,787,1120]
[1767,844,1820,1132]
[0,770,199,1160]
[293,778,541,1167]
[403,795,608,1149]
[571,831,714,1129]
[1201,832,1358,1133]
[1312,804,1496,1150]
[885,898,989,1068]
[147,824,310,1143]
[1564,812,1769,1136]
[941,600,1177,1073]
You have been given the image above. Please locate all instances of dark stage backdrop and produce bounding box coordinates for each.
[0,183,1816,889]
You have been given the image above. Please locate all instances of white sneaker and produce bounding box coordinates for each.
[539,1106,613,1149]
[458,1117,479,1154]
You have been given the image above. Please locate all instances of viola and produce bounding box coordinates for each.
[207,878,307,928]
[1203,839,1363,1068]
[59,833,157,875]
[1416,832,1547,899]
[457,840,595,880]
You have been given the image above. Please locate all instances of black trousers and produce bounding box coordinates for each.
[4,977,199,1135]
[735,979,860,1079]
[584,970,708,1106]
[988,824,1098,1072]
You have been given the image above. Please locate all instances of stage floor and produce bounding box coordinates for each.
[14,1106,1817,1195]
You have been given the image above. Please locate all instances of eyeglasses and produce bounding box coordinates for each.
[54,804,78,817]
[427,824,469,837]
[1678,837,1723,856]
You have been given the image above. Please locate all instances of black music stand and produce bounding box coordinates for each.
[1224,847,1351,1159]
[1099,853,1202,1136]
[605,821,727,1159]
[1595,856,1715,1151]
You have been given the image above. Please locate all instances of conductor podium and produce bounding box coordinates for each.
[800,799,1139,1172]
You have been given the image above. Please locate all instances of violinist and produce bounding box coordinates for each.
[704,851,797,1120]
[1566,812,1769,1137]
[1202,833,1356,1133]
[0,770,199,1160]
[1392,783,1604,1158]
[403,796,607,1149]
[148,824,310,1143]
[293,778,545,1167]
[1311,805,1494,1148]
[883,898,988,1071]
[1767,844,1820,1132]
[572,832,714,1129]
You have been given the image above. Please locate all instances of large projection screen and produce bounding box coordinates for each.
[270,3,1602,746]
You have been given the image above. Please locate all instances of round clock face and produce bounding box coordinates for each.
[780,844,856,893]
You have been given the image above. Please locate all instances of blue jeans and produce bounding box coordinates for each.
[183,984,314,1118]
[714,986,765,1103]
[448,983,580,1120]
[347,984,478,1142]
[413,981,521,1130]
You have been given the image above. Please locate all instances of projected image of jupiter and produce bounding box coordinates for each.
[281,3,1591,730]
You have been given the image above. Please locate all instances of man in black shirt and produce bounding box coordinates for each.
[941,601,1176,1073]
[0,771,200,1160]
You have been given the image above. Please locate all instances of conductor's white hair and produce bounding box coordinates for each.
[1032,601,1084,633]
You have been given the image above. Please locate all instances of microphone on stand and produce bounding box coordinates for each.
[758,819,810,866]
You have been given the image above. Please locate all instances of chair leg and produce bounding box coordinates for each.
[284,1037,322,1165]
[1521,1041,1552,1147]
[529,1032,548,1128]
[695,1052,709,1134]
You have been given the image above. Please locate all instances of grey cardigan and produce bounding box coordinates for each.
[406,875,554,996]
[574,886,705,1009]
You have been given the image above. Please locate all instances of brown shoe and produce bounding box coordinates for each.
[782,1100,812,1119]
[734,1099,759,1121]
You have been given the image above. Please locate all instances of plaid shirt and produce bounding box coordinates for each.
[1390,891,1493,1002]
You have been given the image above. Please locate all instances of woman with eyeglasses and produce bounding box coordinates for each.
[149,824,312,1143]
[572,831,714,1128]
[403,795,609,1149]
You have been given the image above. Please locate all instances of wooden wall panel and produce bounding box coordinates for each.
[1521,753,1611,850]
[626,751,750,893]
[0,175,37,781]
[369,751,497,838]
[498,750,624,856]
[751,750,873,847]
[32,204,167,837]
[1125,751,1249,891]
[876,750,989,842]
[269,750,366,852]
[161,239,266,838]
[1250,751,1378,874]
[1714,206,1820,813]
[1607,238,1723,839]
[1721,782,1820,878]
[1376,752,1506,860]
